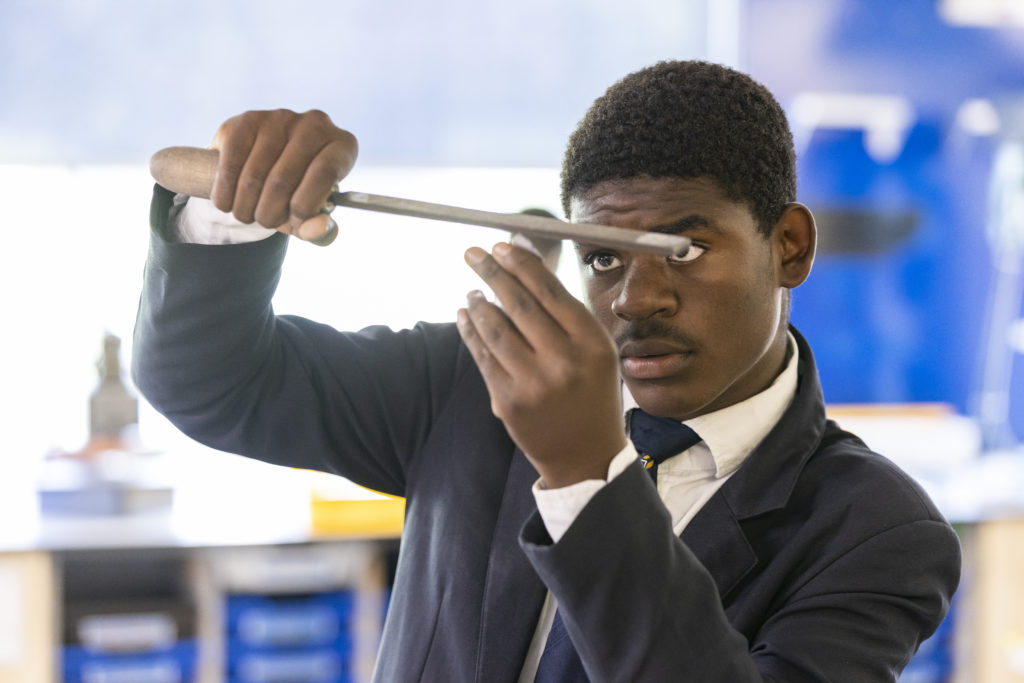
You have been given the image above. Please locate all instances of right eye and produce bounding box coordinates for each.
[582,251,623,273]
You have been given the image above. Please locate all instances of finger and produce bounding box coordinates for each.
[462,287,540,374]
[253,138,314,229]
[464,246,568,350]
[287,131,358,232]
[234,128,291,226]
[456,304,512,391]
[490,241,596,338]
[295,214,337,246]
[209,114,258,214]
[258,115,357,231]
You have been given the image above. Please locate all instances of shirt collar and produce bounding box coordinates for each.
[622,332,799,478]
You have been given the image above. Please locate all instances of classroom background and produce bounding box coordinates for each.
[0,0,1021,680]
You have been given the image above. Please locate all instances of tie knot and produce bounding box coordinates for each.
[629,409,701,466]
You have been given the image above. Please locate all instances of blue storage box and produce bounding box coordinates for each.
[226,591,355,649]
[63,639,197,683]
[227,646,351,683]
[225,591,355,682]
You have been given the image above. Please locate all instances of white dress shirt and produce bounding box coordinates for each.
[172,194,277,243]
[173,197,799,682]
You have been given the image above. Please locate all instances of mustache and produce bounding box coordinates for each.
[614,320,695,349]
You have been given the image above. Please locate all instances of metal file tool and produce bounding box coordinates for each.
[149,146,691,256]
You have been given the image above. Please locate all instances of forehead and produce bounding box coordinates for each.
[570,177,756,230]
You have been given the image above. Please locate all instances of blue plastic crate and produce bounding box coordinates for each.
[63,639,197,683]
[226,646,351,683]
[226,591,355,649]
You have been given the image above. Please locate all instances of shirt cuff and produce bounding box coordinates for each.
[531,443,638,543]
[175,196,277,244]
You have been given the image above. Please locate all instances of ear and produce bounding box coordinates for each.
[771,203,816,288]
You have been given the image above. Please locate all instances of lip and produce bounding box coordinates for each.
[619,339,688,358]
[619,339,692,380]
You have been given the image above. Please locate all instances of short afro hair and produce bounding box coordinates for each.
[560,60,796,234]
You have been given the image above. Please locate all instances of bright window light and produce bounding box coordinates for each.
[940,0,1024,27]
[0,164,577,518]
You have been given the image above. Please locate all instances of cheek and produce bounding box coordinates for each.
[584,293,617,334]
[582,277,613,319]
[697,265,780,346]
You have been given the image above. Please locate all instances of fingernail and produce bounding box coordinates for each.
[467,289,485,304]
[492,242,512,261]
[465,247,487,265]
[311,217,338,246]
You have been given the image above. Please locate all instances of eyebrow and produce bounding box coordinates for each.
[651,215,723,235]
[572,213,724,252]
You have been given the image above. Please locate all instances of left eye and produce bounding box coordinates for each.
[668,244,707,264]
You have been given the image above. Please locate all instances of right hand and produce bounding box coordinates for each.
[209,109,358,243]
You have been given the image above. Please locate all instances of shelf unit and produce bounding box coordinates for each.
[0,506,400,683]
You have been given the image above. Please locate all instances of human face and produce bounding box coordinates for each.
[571,177,790,421]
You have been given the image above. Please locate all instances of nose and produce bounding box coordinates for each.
[610,259,679,321]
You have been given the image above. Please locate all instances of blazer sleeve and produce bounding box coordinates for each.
[519,461,961,682]
[132,187,468,497]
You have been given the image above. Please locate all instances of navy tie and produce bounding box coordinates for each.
[534,410,700,682]
[535,608,587,682]
[629,408,701,480]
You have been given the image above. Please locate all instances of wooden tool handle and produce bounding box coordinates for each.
[149,146,218,198]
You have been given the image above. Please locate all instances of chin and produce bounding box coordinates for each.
[629,382,702,421]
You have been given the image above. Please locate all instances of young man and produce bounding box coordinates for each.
[133,61,960,681]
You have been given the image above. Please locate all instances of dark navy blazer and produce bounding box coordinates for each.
[134,187,960,682]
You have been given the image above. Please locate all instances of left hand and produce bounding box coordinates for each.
[457,242,627,488]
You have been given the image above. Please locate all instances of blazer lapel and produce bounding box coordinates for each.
[680,493,757,599]
[475,448,547,683]
[679,327,828,601]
